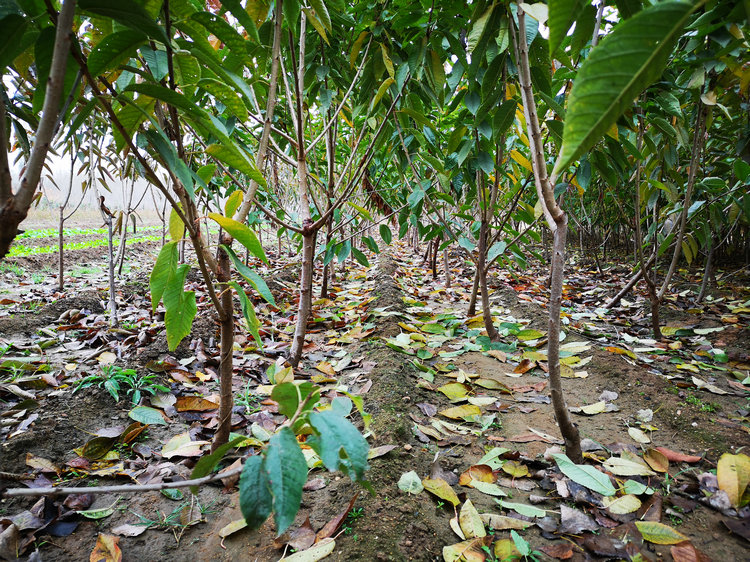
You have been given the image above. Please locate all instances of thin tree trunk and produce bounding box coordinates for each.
[213,239,234,451]
[443,248,451,288]
[548,216,581,461]
[289,232,315,367]
[467,268,480,316]
[478,217,498,340]
[658,102,707,300]
[633,106,662,340]
[696,237,714,303]
[513,8,581,462]
[99,197,118,327]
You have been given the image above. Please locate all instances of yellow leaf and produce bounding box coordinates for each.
[437,382,471,402]
[580,401,607,415]
[439,404,481,420]
[510,149,533,172]
[459,500,486,539]
[634,521,689,545]
[315,361,336,377]
[603,494,642,514]
[628,427,651,444]
[423,477,460,506]
[501,460,529,478]
[169,207,185,241]
[90,533,122,562]
[717,453,750,508]
[442,537,491,562]
[480,513,531,530]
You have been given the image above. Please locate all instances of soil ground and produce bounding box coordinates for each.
[1,227,748,561]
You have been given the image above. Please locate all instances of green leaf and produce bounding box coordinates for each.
[191,11,247,54]
[0,14,29,69]
[198,78,248,121]
[553,1,698,176]
[308,410,369,482]
[372,77,395,110]
[239,455,273,530]
[173,51,201,86]
[112,97,155,152]
[163,264,197,351]
[87,30,147,76]
[218,0,260,42]
[309,0,332,32]
[209,213,267,264]
[303,7,329,44]
[547,0,586,56]
[79,0,168,43]
[265,427,307,534]
[128,406,167,425]
[552,453,616,496]
[362,235,379,254]
[229,281,261,346]
[634,521,689,545]
[467,3,495,53]
[379,224,392,244]
[271,382,320,420]
[206,144,266,187]
[168,208,185,242]
[149,242,178,312]
[190,436,246,494]
[220,245,275,306]
[351,247,369,267]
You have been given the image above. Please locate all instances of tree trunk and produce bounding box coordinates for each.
[213,241,234,450]
[467,268,480,317]
[548,216,581,461]
[443,248,451,288]
[478,218,498,340]
[696,237,714,303]
[289,231,315,367]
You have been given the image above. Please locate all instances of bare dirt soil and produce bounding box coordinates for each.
[1,236,749,561]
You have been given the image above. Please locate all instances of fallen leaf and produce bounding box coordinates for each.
[603,456,656,477]
[559,505,598,534]
[459,500,486,538]
[175,396,219,412]
[218,518,247,538]
[439,404,481,420]
[628,427,651,444]
[539,543,574,559]
[442,537,492,562]
[670,541,711,562]
[635,521,688,545]
[423,477,460,506]
[602,494,642,514]
[281,538,335,561]
[398,471,424,495]
[655,447,701,463]
[716,452,750,508]
[643,449,669,473]
[479,513,531,530]
[89,533,121,562]
[459,465,496,486]
[161,432,209,458]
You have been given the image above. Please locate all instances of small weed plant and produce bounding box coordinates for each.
[74,365,169,404]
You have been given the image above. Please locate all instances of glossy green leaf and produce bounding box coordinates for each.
[206,144,266,187]
[163,264,197,351]
[271,382,320,420]
[351,247,369,267]
[547,0,586,56]
[191,11,247,54]
[229,281,261,346]
[553,453,616,496]
[220,245,275,306]
[209,213,267,264]
[174,51,201,86]
[219,0,260,42]
[309,0,332,32]
[79,0,168,43]
[553,1,698,176]
[0,14,29,68]
[239,455,273,530]
[380,224,392,244]
[149,242,178,311]
[198,78,248,121]
[128,406,167,425]
[308,410,369,481]
[190,436,246,494]
[265,427,307,534]
[88,30,147,77]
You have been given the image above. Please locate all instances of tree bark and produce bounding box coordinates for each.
[467,268,480,317]
[0,0,77,260]
[213,239,234,450]
[512,7,581,461]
